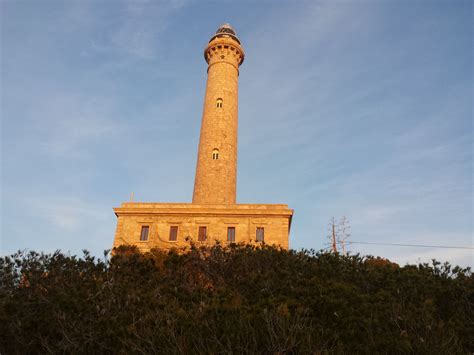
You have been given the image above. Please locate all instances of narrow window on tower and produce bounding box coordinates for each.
[256,227,264,242]
[216,98,223,108]
[198,226,207,242]
[227,227,236,243]
[140,226,149,241]
[169,226,178,241]
[212,148,219,160]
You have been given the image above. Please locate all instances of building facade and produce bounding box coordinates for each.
[113,24,293,251]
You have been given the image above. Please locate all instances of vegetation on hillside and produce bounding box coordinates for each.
[1,244,472,353]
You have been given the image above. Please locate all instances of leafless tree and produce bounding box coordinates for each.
[338,216,351,256]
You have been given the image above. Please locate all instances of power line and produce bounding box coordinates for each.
[348,241,474,250]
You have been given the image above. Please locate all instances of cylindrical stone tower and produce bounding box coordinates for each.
[192,24,245,204]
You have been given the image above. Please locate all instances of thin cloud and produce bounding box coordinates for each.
[30,91,122,158]
[25,196,109,231]
[99,0,191,60]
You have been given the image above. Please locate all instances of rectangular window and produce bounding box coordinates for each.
[198,226,207,241]
[169,226,178,241]
[227,227,236,242]
[140,226,149,241]
[256,227,264,242]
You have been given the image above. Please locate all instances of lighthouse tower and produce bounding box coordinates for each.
[112,24,293,251]
[193,24,244,204]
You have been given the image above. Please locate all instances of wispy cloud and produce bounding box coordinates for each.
[25,196,109,231]
[89,0,190,60]
[34,93,121,158]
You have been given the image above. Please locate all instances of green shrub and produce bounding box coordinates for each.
[1,244,472,353]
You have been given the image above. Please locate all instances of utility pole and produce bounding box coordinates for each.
[327,216,351,254]
[327,217,338,253]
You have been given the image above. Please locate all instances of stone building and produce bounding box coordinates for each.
[112,24,293,251]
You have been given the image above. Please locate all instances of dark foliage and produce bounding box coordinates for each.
[1,244,472,354]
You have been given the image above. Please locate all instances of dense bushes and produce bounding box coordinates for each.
[1,244,472,353]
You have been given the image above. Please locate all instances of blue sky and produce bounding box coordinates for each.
[1,0,472,266]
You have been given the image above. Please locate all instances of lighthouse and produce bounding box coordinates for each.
[193,24,244,205]
[113,24,293,251]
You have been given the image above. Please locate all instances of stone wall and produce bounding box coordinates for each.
[113,203,292,251]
